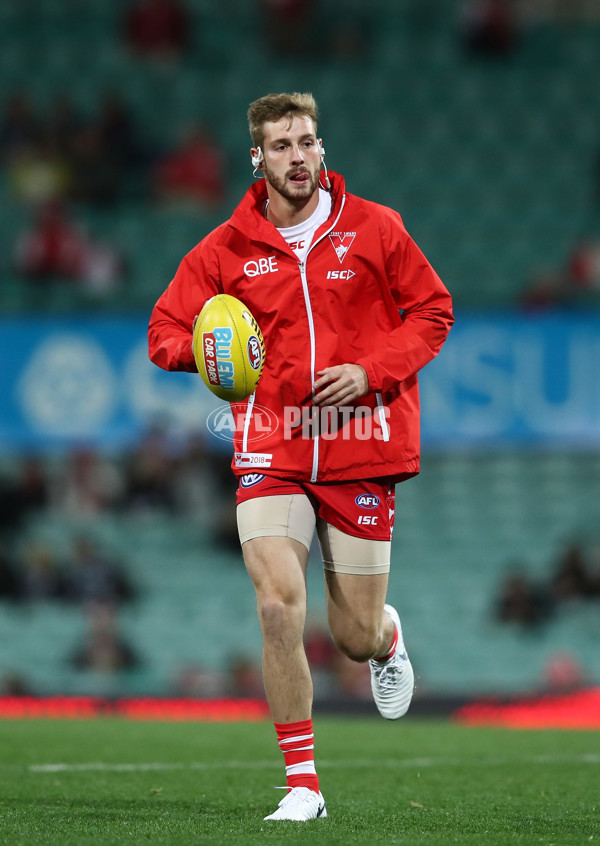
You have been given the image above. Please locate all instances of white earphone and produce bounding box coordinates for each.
[319,141,330,189]
[251,146,263,169]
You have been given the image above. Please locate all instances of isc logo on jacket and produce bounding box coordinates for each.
[327,269,356,280]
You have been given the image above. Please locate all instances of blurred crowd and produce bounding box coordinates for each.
[0,0,598,308]
[0,424,375,702]
[0,83,227,298]
[171,618,373,703]
[0,430,234,533]
[0,425,240,695]
[521,238,600,310]
[491,538,600,693]
[0,87,226,211]
[1,0,600,701]
[494,539,600,630]
[0,0,229,300]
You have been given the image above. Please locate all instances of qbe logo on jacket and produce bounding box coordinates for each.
[243,256,279,277]
[203,327,234,389]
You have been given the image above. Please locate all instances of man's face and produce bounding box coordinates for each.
[257,115,322,204]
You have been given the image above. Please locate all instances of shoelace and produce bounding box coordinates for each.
[378,665,398,690]
[376,657,408,690]
[273,786,319,807]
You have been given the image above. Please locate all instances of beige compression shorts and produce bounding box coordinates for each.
[237,494,391,576]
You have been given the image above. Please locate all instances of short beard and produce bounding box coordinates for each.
[263,164,321,204]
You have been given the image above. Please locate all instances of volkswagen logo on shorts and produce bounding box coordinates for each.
[206,403,278,443]
[355,494,380,509]
[240,473,266,487]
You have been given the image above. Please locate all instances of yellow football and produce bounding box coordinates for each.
[192,294,265,401]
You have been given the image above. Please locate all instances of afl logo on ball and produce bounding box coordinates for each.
[247,336,262,370]
[355,494,380,509]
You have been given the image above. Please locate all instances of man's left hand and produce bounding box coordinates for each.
[312,364,369,407]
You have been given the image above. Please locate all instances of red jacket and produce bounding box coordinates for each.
[148,171,454,483]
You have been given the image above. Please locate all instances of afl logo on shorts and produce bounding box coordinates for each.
[355,494,380,509]
[240,473,266,488]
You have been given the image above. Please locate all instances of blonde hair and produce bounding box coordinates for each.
[247,92,318,148]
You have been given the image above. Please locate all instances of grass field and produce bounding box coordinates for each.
[0,716,598,845]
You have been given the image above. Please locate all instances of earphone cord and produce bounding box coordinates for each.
[321,158,331,191]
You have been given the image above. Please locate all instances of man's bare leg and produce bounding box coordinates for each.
[324,569,393,661]
[242,535,312,722]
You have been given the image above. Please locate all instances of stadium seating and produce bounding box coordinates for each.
[1,451,599,697]
[0,4,599,311]
[1,3,599,701]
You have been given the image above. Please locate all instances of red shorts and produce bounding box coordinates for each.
[235,474,395,541]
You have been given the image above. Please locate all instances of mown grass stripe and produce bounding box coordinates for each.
[26,752,600,773]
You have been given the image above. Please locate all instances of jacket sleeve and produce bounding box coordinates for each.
[356,211,454,393]
[148,244,221,372]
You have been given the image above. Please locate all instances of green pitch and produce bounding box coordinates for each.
[0,717,597,845]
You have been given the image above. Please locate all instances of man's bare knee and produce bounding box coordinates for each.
[331,620,381,663]
[259,595,304,639]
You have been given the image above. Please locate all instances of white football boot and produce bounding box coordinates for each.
[369,604,415,720]
[264,787,327,821]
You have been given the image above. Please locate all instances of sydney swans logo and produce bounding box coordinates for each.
[329,232,356,264]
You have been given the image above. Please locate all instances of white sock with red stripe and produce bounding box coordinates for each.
[374,622,398,663]
[274,718,320,794]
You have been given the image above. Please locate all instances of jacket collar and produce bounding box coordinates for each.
[229,171,346,245]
